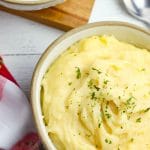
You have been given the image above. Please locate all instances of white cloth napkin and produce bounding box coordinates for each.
[89,0,146,29]
[0,75,34,149]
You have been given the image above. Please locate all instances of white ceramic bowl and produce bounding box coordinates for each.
[0,0,64,11]
[31,21,150,150]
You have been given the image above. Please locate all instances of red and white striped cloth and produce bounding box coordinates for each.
[0,57,42,150]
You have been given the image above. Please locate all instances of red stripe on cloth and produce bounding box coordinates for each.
[0,76,7,100]
[0,58,18,86]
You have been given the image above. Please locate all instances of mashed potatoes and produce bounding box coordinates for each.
[41,35,150,150]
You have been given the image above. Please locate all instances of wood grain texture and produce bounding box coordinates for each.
[0,0,95,31]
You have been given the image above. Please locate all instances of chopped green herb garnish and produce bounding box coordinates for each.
[88,79,93,88]
[144,107,150,113]
[86,134,91,137]
[125,96,136,110]
[103,80,109,85]
[92,67,102,74]
[126,97,133,104]
[88,79,100,91]
[98,123,101,128]
[141,68,146,71]
[118,96,121,99]
[65,106,69,109]
[105,139,108,143]
[91,92,96,100]
[68,82,72,86]
[91,92,97,99]
[106,101,109,109]
[105,138,112,144]
[105,113,111,119]
[136,117,141,123]
[75,67,81,79]
[94,85,100,91]
[130,138,134,142]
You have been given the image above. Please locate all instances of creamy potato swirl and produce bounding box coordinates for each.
[41,36,150,150]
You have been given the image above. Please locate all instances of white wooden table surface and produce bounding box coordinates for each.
[0,0,146,97]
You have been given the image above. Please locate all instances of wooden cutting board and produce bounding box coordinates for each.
[0,0,95,31]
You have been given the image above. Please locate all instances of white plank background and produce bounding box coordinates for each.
[0,0,147,97]
[0,11,64,95]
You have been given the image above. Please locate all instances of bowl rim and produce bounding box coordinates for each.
[1,0,63,6]
[31,21,150,150]
[0,0,64,11]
